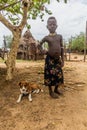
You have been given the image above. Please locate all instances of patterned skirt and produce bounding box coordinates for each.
[44,54,64,86]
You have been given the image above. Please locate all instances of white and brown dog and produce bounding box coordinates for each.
[17,81,43,103]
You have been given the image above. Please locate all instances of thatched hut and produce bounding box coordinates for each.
[17,30,44,60]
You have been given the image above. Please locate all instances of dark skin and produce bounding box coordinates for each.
[39,17,64,98]
[40,17,64,67]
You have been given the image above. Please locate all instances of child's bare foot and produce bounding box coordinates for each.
[54,90,63,96]
[50,92,59,98]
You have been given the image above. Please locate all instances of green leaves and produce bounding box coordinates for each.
[56,0,67,3]
[26,24,31,29]
[64,0,67,3]
[71,33,85,52]
[0,0,67,26]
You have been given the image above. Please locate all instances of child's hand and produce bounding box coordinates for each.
[43,49,48,54]
[41,49,48,55]
[61,61,64,67]
[50,69,55,75]
[50,70,53,74]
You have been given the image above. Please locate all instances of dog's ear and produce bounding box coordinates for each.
[25,82,28,86]
[18,82,21,86]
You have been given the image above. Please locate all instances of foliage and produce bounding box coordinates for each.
[4,35,13,48]
[42,41,48,50]
[0,0,67,26]
[0,0,68,80]
[70,32,85,52]
[0,0,52,26]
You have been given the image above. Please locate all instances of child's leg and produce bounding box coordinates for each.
[54,85,63,95]
[48,86,58,98]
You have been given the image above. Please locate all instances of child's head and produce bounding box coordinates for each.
[47,17,57,33]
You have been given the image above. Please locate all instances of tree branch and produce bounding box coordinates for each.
[0,0,21,11]
[0,13,14,32]
[19,0,31,30]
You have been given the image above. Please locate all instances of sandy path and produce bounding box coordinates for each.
[0,57,87,130]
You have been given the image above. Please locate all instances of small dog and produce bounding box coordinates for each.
[17,81,43,103]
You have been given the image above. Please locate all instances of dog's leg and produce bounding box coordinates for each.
[28,93,32,102]
[32,90,37,94]
[36,88,44,93]
[41,89,44,92]
[33,89,43,94]
[17,93,23,103]
[36,89,40,93]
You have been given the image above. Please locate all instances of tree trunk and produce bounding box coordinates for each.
[0,1,30,80]
[6,29,21,80]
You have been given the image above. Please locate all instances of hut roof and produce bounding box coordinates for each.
[19,29,37,46]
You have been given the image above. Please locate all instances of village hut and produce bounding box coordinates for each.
[17,30,44,60]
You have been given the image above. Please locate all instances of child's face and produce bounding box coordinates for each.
[47,18,57,33]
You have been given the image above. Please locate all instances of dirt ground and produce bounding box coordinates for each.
[0,53,87,130]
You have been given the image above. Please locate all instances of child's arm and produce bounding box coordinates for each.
[60,35,64,67]
[38,37,48,54]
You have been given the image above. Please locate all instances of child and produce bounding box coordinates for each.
[39,16,64,98]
